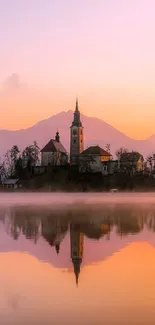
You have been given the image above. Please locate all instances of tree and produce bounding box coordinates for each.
[146,154,155,172]
[22,141,40,167]
[21,141,40,176]
[3,145,20,177]
[0,142,40,180]
[115,147,128,159]
[105,144,111,153]
[15,156,24,178]
[0,162,7,182]
[32,141,40,165]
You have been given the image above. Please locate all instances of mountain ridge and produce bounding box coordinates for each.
[0,110,154,158]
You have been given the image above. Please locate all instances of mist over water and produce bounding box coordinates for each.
[1,192,155,208]
[1,194,155,324]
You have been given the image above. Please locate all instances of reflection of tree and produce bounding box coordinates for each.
[4,209,41,242]
[144,213,155,232]
[3,206,155,247]
[115,215,144,236]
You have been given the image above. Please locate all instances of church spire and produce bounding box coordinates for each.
[72,98,82,127]
[73,259,81,286]
[75,98,79,112]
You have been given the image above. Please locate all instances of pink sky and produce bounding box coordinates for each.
[1,0,155,139]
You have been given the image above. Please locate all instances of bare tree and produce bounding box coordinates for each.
[115,147,128,159]
[146,154,154,172]
[3,145,20,178]
[105,144,111,153]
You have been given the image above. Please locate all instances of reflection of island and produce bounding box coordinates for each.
[0,205,154,284]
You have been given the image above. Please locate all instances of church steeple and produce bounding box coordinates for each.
[70,99,84,164]
[72,98,82,127]
[72,258,81,286]
[75,98,79,111]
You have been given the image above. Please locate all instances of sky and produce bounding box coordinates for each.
[0,0,155,139]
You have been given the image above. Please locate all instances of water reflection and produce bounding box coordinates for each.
[2,204,155,324]
[0,205,155,286]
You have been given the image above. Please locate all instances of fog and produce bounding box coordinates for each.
[0,192,155,208]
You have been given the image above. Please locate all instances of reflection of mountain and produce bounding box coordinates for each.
[1,206,155,284]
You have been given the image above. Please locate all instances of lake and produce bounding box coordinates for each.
[1,193,155,324]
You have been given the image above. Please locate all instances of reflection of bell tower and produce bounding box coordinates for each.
[70,224,84,286]
[70,99,84,164]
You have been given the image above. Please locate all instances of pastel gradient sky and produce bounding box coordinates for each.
[1,0,155,138]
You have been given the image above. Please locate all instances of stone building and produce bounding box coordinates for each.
[41,131,68,166]
[70,99,84,164]
[79,145,111,175]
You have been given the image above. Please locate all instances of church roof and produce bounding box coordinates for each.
[80,146,111,156]
[41,139,67,154]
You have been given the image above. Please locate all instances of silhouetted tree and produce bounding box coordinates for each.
[3,145,20,178]
[115,147,128,159]
[105,144,111,153]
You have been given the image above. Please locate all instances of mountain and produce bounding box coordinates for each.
[0,110,154,158]
[147,133,155,145]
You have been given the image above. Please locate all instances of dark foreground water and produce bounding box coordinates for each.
[1,193,155,324]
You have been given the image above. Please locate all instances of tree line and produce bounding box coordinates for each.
[0,142,155,182]
[0,141,40,180]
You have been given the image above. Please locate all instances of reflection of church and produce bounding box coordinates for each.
[2,207,147,286]
[70,224,84,285]
[41,217,68,254]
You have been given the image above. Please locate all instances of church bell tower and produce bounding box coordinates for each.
[70,99,84,164]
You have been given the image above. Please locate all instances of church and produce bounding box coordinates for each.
[70,99,111,174]
[40,130,68,166]
[40,98,111,171]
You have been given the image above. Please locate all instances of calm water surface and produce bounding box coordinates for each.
[1,193,155,324]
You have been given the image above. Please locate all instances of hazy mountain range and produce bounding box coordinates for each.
[0,74,155,159]
[0,110,155,159]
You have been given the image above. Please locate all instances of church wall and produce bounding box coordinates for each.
[41,152,68,166]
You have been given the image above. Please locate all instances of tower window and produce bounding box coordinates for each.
[74,139,76,144]
[81,130,82,135]
[73,130,77,135]
[81,140,82,143]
